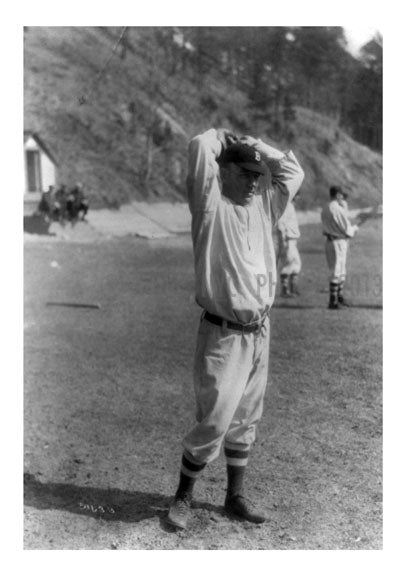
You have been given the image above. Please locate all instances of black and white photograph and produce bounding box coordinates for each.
[14,7,391,563]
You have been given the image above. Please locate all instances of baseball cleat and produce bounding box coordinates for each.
[224,495,267,524]
[167,495,192,530]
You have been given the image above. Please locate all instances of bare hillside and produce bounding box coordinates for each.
[24,27,382,210]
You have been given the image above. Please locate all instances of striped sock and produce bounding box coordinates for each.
[175,451,206,500]
[280,273,290,295]
[338,281,345,302]
[329,281,339,306]
[224,446,250,499]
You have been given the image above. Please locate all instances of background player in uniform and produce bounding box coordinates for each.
[167,128,304,530]
[277,194,302,297]
[321,185,358,309]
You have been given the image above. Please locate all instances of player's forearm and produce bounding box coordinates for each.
[254,141,304,197]
[345,224,358,238]
[189,128,223,160]
[188,130,220,190]
[187,129,221,211]
[334,208,358,238]
[254,139,285,164]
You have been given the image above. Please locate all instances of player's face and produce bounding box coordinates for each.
[222,164,261,206]
[336,192,346,205]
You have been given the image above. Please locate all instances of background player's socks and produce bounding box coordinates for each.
[337,281,348,305]
[280,273,290,297]
[329,281,340,308]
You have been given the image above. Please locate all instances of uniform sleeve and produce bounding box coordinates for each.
[254,141,304,224]
[187,128,222,213]
[331,203,357,237]
[270,155,304,223]
[255,140,304,216]
[277,209,288,235]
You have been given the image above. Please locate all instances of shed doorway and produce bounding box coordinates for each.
[26,150,42,192]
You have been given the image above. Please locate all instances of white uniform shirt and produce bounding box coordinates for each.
[277,202,300,240]
[321,199,357,239]
[187,129,304,324]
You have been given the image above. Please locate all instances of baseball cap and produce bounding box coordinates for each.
[222,143,267,175]
[330,185,348,198]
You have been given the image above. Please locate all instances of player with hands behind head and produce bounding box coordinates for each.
[167,126,304,530]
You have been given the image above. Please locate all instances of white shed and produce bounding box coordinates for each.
[24,131,58,202]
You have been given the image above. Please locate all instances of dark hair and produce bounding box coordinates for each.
[330,185,344,198]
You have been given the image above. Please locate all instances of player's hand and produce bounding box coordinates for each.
[239,135,258,147]
[217,128,238,151]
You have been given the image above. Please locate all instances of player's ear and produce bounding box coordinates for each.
[219,163,228,178]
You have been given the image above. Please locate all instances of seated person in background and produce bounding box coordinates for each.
[53,184,68,222]
[37,186,54,221]
[66,182,89,221]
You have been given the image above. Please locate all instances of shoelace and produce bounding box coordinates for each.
[174,497,191,516]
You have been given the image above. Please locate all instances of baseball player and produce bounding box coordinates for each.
[277,195,302,297]
[167,128,304,530]
[321,185,358,309]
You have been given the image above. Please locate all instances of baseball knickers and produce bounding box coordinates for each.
[182,315,271,464]
[325,238,349,283]
[279,238,301,275]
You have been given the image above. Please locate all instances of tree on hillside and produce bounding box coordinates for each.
[288,27,349,113]
[343,34,382,150]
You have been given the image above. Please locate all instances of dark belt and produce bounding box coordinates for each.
[324,233,338,241]
[203,310,268,333]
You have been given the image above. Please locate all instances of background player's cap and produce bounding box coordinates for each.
[330,185,348,198]
[223,143,267,175]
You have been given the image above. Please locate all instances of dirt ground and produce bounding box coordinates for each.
[23,216,382,550]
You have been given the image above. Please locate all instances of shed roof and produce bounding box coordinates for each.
[24,131,59,166]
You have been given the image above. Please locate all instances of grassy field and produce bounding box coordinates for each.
[23,217,382,550]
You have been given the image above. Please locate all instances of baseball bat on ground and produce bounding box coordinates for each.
[46,301,101,309]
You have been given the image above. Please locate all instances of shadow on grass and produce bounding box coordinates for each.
[299,247,325,255]
[24,215,56,236]
[24,472,223,529]
[274,302,382,310]
[351,304,383,310]
[24,472,169,524]
[273,303,321,309]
